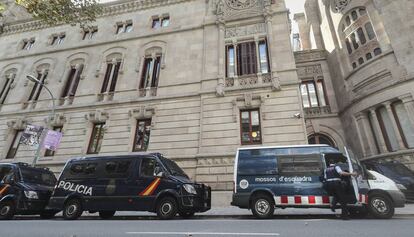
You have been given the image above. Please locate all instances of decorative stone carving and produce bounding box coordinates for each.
[226,0,258,10]
[271,75,281,91]
[231,94,264,121]
[85,110,109,123]
[128,106,155,119]
[44,113,67,126]
[225,23,266,38]
[213,0,270,21]
[6,117,28,130]
[297,65,323,78]
[216,83,225,97]
[332,0,352,13]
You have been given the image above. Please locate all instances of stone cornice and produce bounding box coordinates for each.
[1,0,195,36]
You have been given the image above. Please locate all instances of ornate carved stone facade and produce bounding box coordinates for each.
[295,0,414,169]
[0,0,304,196]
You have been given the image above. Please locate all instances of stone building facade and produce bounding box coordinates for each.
[294,0,414,168]
[0,0,306,195]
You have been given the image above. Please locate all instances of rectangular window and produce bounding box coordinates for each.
[139,56,162,90]
[44,126,63,157]
[278,154,322,176]
[51,34,65,45]
[105,160,131,178]
[22,39,35,50]
[258,40,270,74]
[124,23,133,33]
[87,123,105,154]
[28,71,48,102]
[226,45,235,78]
[316,80,328,106]
[133,119,152,152]
[0,76,13,105]
[6,130,23,159]
[101,61,121,93]
[152,18,161,29]
[116,24,124,34]
[161,17,170,27]
[62,64,84,98]
[83,29,98,40]
[237,42,257,76]
[140,158,157,177]
[300,81,319,108]
[240,109,262,145]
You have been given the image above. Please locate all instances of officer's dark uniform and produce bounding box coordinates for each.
[324,164,350,219]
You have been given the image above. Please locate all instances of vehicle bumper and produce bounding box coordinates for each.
[231,193,250,208]
[179,185,211,213]
[388,190,406,208]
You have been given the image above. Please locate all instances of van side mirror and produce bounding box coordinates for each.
[154,166,164,178]
[3,174,15,184]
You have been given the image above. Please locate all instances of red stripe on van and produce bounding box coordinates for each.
[322,196,330,204]
[294,196,302,204]
[308,196,316,204]
[281,196,288,204]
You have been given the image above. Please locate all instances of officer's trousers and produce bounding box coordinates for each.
[326,180,349,216]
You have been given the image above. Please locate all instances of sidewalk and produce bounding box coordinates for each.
[80,204,414,217]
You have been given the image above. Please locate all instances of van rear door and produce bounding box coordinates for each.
[344,147,370,204]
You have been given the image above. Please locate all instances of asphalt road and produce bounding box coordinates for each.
[0,214,413,237]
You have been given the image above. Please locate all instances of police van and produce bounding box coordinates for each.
[48,153,211,220]
[231,145,405,219]
[0,162,57,220]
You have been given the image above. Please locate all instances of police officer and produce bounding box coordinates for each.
[324,161,357,220]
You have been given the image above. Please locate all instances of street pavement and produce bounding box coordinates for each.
[0,205,413,237]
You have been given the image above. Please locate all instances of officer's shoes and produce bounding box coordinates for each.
[330,205,336,212]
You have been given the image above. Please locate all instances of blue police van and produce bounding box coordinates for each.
[231,145,375,219]
[0,162,57,220]
[47,153,211,220]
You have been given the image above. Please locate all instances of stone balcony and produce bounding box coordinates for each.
[304,106,332,118]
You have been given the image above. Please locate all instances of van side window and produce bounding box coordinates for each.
[105,160,131,177]
[278,155,322,176]
[70,163,98,176]
[238,151,277,175]
[140,158,157,177]
[70,164,84,174]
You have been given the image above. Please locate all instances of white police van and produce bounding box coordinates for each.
[231,145,405,219]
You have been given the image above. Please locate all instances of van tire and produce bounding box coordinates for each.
[178,211,195,219]
[99,211,116,219]
[0,201,15,220]
[156,197,178,220]
[63,199,83,220]
[368,193,394,219]
[251,195,274,219]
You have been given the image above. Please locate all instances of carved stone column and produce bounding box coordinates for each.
[369,109,388,153]
[355,113,375,157]
[384,102,406,150]
[217,20,226,84]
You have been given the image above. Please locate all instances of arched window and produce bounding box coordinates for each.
[139,47,163,97]
[61,59,85,101]
[0,69,16,105]
[341,7,381,69]
[101,53,122,94]
[308,133,336,147]
[27,64,50,103]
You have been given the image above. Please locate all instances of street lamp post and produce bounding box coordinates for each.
[26,75,56,167]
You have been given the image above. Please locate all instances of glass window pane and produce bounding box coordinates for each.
[301,84,310,108]
[346,16,351,26]
[351,11,358,21]
[134,119,151,151]
[358,57,364,65]
[351,33,359,49]
[366,53,372,60]
[152,19,160,29]
[125,23,133,32]
[161,17,170,27]
[345,39,352,54]
[393,102,414,148]
[308,82,318,107]
[251,110,259,126]
[365,22,376,40]
[357,28,367,45]
[259,41,269,74]
[116,25,123,34]
[374,48,382,56]
[359,8,367,16]
[227,46,235,77]
[317,81,327,106]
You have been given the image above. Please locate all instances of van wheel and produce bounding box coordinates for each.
[156,197,178,220]
[178,211,195,219]
[368,193,394,219]
[251,195,274,219]
[0,202,15,220]
[40,210,57,219]
[99,211,116,219]
[63,199,83,220]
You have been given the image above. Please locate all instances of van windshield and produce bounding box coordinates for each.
[20,168,56,186]
[160,158,188,178]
